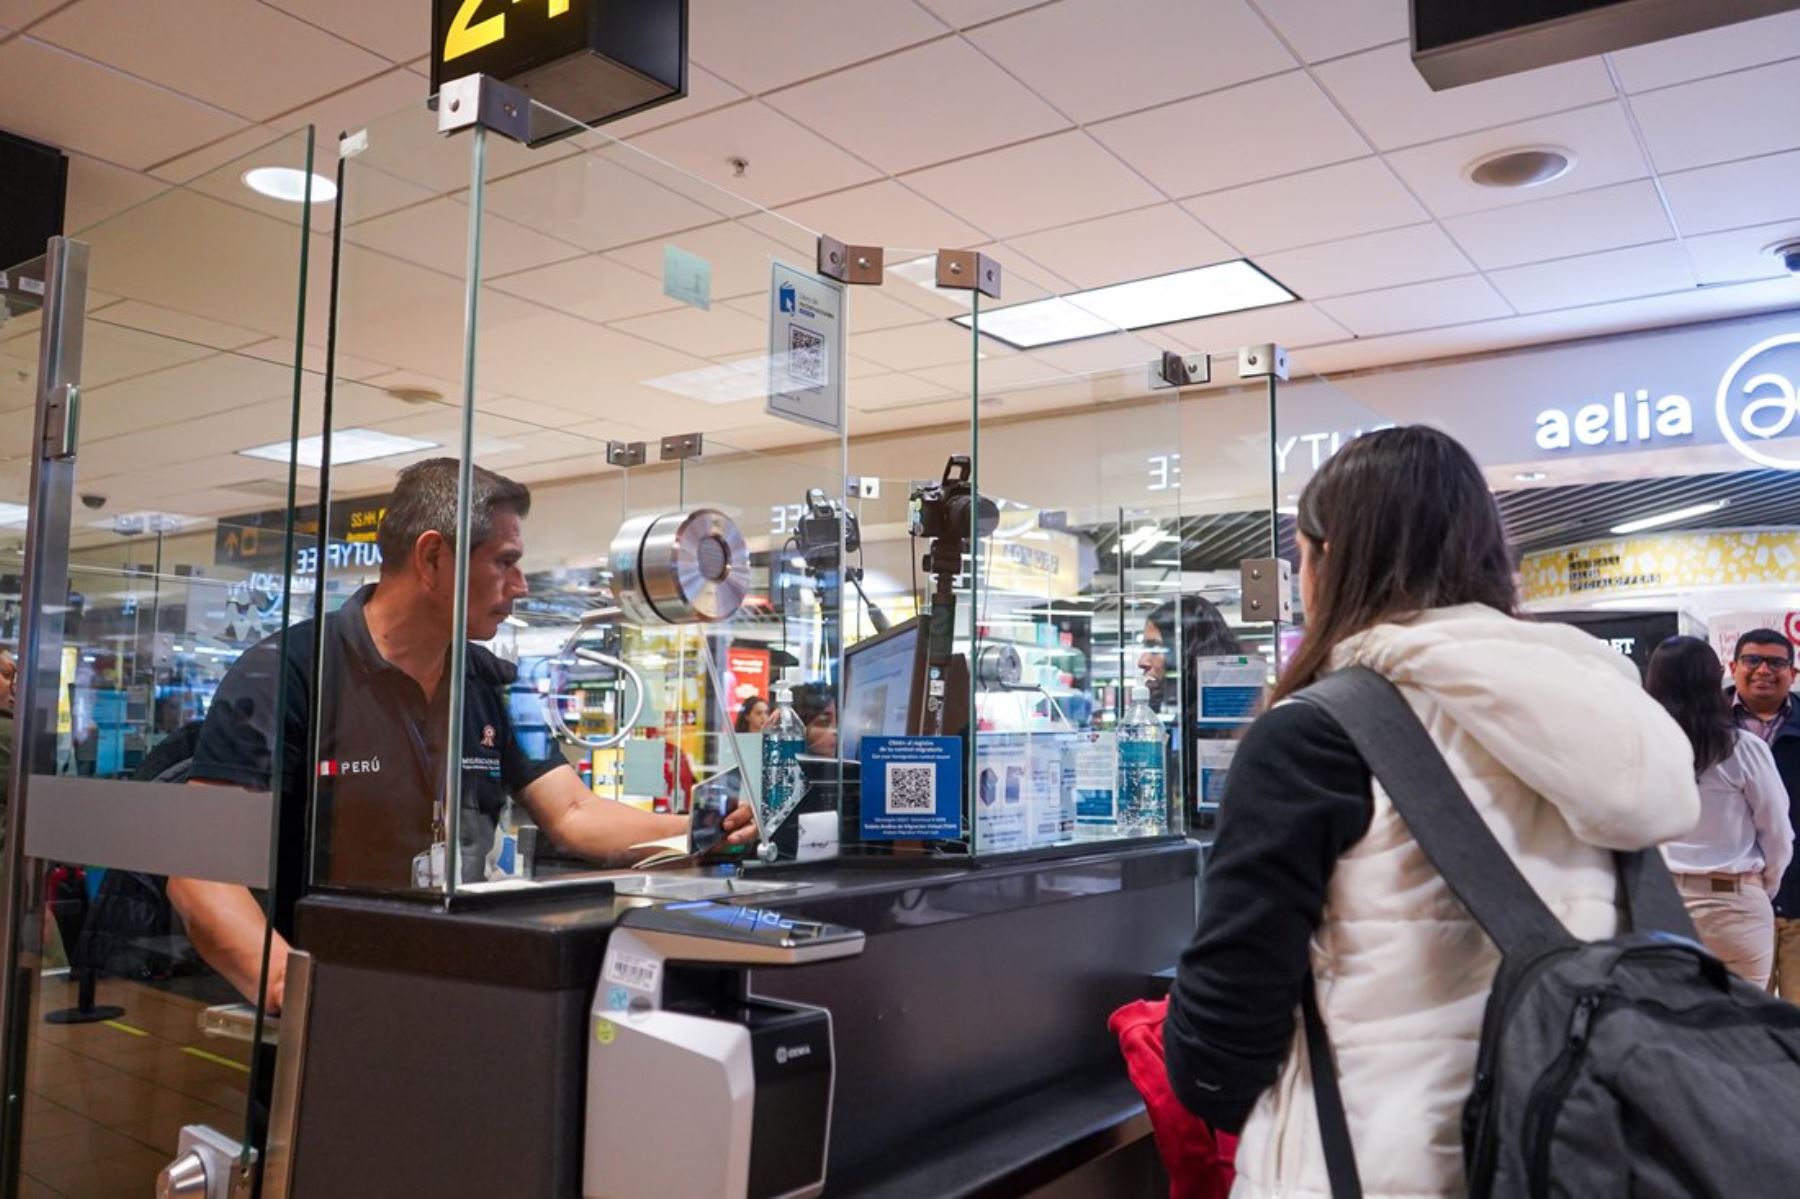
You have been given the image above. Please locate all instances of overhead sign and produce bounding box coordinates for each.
[766,261,846,434]
[1520,529,1800,604]
[430,0,686,130]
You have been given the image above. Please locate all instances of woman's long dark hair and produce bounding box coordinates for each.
[1645,636,1735,775]
[733,695,767,733]
[1271,426,1518,703]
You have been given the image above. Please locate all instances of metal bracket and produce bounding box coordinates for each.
[936,250,1003,300]
[659,432,703,462]
[817,236,884,285]
[1240,558,1294,624]
[436,73,534,144]
[42,382,78,461]
[606,440,647,468]
[1154,352,1209,389]
[1238,343,1289,382]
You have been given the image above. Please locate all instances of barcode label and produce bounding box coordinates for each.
[786,323,825,388]
[885,761,937,813]
[605,952,661,994]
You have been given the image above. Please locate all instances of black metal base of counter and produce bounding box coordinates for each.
[285,840,1198,1198]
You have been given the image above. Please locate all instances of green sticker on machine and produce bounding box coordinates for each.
[594,1018,616,1046]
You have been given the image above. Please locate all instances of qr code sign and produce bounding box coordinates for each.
[885,761,937,814]
[786,324,826,389]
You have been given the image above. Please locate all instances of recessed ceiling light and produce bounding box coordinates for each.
[239,428,436,468]
[1467,147,1573,189]
[1609,498,1729,536]
[242,167,338,205]
[954,260,1296,350]
[645,356,769,405]
[1514,470,1548,482]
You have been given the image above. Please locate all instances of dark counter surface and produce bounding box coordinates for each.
[295,838,1198,991]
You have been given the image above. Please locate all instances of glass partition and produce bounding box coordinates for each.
[1,128,316,1196]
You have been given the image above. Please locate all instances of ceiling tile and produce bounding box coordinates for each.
[1182,157,1424,254]
[1091,72,1368,199]
[847,373,959,411]
[902,132,1162,239]
[1317,276,1511,337]
[1628,57,1800,173]
[968,0,1294,124]
[628,101,882,208]
[63,154,168,235]
[851,321,974,371]
[914,0,1044,29]
[605,217,815,300]
[1252,0,1408,64]
[1159,302,1351,354]
[0,0,59,27]
[610,303,768,358]
[33,0,390,122]
[148,125,288,185]
[1684,221,1800,285]
[1315,41,1615,151]
[765,38,1068,175]
[486,256,681,325]
[689,0,947,93]
[0,37,247,170]
[593,66,747,141]
[1442,180,1673,270]
[1005,204,1235,289]
[264,0,426,63]
[1487,241,1696,313]
[1255,223,1474,299]
[480,151,733,253]
[92,301,267,351]
[269,66,425,138]
[348,197,583,279]
[1662,149,1800,234]
[1384,102,1650,218]
[777,180,985,251]
[1608,9,1800,93]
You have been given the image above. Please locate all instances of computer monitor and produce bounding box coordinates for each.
[839,617,923,762]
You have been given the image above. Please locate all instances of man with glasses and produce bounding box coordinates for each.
[1731,629,1800,999]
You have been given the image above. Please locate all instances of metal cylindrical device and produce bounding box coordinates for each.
[609,508,751,625]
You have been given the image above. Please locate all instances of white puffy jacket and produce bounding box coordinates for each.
[1231,604,1700,1199]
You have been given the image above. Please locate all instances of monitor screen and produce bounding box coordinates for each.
[840,620,920,762]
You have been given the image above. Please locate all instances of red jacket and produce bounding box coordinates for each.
[1110,997,1238,1199]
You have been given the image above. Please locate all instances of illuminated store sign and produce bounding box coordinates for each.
[1534,332,1800,470]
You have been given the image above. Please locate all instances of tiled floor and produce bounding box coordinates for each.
[19,975,253,1199]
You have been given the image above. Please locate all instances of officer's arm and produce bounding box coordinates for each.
[519,765,756,862]
[166,859,291,1012]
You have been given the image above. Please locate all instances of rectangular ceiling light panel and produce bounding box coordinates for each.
[955,259,1296,349]
[238,429,439,469]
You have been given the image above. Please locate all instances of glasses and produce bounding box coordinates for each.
[1738,654,1794,672]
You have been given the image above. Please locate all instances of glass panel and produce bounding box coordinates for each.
[2,127,316,1195]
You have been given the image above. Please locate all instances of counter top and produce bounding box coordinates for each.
[295,839,1198,990]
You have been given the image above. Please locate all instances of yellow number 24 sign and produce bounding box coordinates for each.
[444,0,572,64]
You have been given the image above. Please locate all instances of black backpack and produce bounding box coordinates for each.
[1297,667,1800,1199]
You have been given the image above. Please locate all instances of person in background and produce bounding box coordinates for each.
[1728,628,1800,998]
[1163,426,1697,1199]
[734,695,769,735]
[791,683,837,758]
[1142,596,1244,817]
[1648,636,1792,988]
[0,649,14,847]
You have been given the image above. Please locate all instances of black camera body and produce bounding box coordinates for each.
[908,456,998,542]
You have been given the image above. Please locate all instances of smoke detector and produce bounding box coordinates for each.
[1466,146,1574,189]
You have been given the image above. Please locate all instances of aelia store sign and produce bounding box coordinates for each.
[1534,332,1800,469]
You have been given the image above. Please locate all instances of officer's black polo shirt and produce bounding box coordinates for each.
[190,583,564,937]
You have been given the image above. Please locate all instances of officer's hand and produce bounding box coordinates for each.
[721,801,758,846]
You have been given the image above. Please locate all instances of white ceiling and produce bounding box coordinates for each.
[4,0,1800,538]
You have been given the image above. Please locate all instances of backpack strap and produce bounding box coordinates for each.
[1300,977,1363,1199]
[1615,847,1700,940]
[1296,667,1579,961]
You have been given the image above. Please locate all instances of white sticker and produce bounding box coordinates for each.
[605,951,662,995]
[340,128,370,159]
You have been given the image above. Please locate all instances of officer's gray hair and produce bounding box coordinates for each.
[376,458,531,574]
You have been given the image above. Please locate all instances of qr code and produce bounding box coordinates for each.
[885,761,936,814]
[786,324,826,388]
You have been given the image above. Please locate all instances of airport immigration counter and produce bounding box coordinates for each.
[275,840,1197,1197]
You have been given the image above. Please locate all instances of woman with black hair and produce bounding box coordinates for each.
[733,695,769,735]
[1162,426,1698,1199]
[1140,595,1243,816]
[1647,635,1792,987]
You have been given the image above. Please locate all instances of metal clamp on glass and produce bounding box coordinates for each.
[584,903,865,1199]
